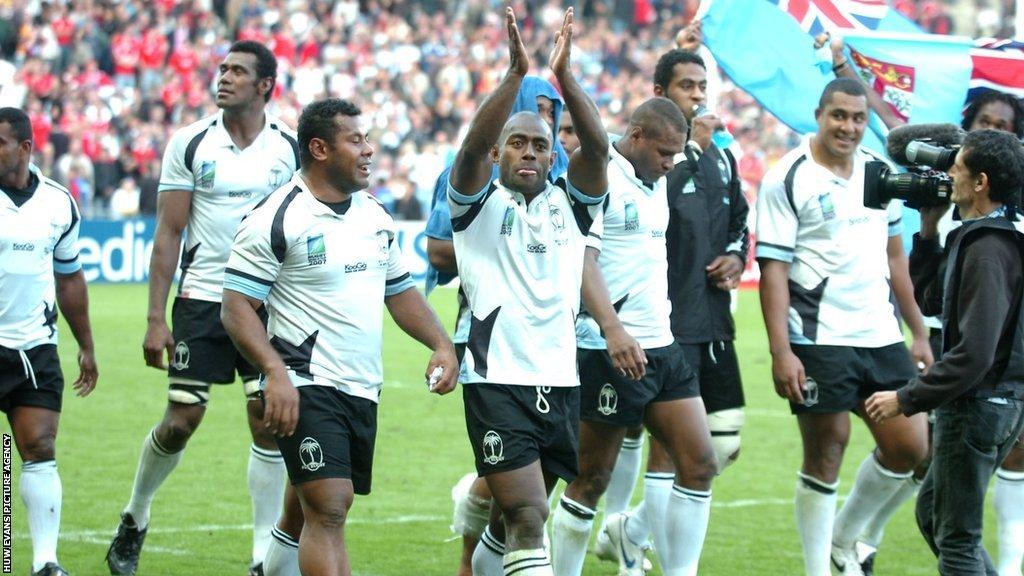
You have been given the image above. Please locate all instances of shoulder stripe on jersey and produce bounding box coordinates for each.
[225,267,274,286]
[270,123,300,169]
[559,177,596,236]
[55,190,79,246]
[271,187,302,263]
[451,181,497,233]
[184,119,216,174]
[783,155,806,215]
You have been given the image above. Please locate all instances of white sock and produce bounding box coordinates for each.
[503,548,553,576]
[996,468,1024,576]
[125,429,184,529]
[833,453,913,549]
[795,472,839,576]
[599,436,644,533]
[551,495,595,576]
[660,486,711,576]
[473,526,506,576]
[625,500,650,545]
[248,444,286,565]
[263,526,300,576]
[858,475,921,549]
[21,460,61,572]
[643,472,675,568]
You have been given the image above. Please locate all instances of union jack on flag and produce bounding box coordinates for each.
[970,39,1024,99]
[769,0,907,36]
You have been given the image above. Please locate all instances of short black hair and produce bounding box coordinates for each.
[297,98,362,166]
[818,77,867,109]
[229,40,277,102]
[0,107,32,144]
[629,97,688,139]
[653,49,705,90]
[961,90,1024,138]
[960,129,1024,208]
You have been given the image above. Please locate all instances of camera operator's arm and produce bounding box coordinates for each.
[869,234,1021,419]
[908,204,950,317]
[888,232,934,368]
[818,34,905,130]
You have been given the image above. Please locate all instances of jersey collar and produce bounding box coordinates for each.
[292,173,357,218]
[207,110,273,151]
[610,140,658,195]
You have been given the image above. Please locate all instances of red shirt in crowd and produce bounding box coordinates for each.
[112,32,142,76]
[140,30,169,70]
[29,111,51,148]
[169,44,199,78]
[51,15,75,47]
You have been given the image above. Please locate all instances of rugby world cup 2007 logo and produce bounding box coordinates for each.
[197,161,216,190]
[482,430,504,465]
[306,234,326,266]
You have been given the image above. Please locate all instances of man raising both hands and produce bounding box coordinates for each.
[449,8,608,576]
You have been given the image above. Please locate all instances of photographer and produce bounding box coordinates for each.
[866,130,1024,576]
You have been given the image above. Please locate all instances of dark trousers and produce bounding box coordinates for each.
[916,397,1024,576]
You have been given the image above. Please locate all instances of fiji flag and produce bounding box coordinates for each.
[698,0,921,139]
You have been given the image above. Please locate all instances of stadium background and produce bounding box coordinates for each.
[2,0,1021,574]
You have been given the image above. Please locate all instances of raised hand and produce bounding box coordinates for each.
[548,7,574,78]
[506,7,529,76]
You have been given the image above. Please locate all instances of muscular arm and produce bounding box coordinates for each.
[888,234,933,368]
[55,270,97,396]
[581,247,645,380]
[427,238,457,273]
[827,36,905,130]
[144,190,191,369]
[450,9,527,197]
[758,259,806,403]
[221,289,295,436]
[552,10,609,198]
[385,287,458,394]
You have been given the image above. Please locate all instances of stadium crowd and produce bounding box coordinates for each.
[0,0,1008,221]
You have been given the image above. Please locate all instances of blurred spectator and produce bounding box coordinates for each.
[110,177,141,218]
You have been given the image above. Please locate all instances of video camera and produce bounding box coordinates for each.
[863,123,964,210]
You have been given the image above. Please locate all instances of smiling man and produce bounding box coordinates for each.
[106,41,299,576]
[756,78,933,576]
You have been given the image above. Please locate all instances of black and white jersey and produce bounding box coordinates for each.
[577,143,674,350]
[756,138,904,347]
[450,177,605,387]
[225,176,415,403]
[160,111,298,302]
[0,169,80,349]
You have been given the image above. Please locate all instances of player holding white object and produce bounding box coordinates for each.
[106,41,299,576]
[0,107,97,576]
[450,8,608,576]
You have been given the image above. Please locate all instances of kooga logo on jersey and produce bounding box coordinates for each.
[345,262,367,273]
[526,243,547,254]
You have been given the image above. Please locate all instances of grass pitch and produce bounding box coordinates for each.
[8,284,1001,575]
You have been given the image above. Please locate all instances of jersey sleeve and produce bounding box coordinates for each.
[384,231,415,296]
[562,177,606,236]
[755,167,798,263]
[887,199,904,237]
[585,203,605,251]
[224,212,281,301]
[448,176,495,233]
[158,129,194,193]
[53,194,81,275]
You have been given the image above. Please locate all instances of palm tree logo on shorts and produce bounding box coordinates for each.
[171,342,190,371]
[299,437,325,472]
[598,383,618,416]
[482,430,504,465]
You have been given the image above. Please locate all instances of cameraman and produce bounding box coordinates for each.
[866,130,1024,576]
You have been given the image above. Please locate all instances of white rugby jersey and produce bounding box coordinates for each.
[0,169,81,349]
[756,137,904,347]
[159,110,299,302]
[224,176,416,403]
[577,143,674,350]
[450,176,605,387]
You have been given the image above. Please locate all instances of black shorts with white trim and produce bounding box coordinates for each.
[0,344,64,413]
[275,385,378,494]
[578,344,698,427]
[463,383,579,482]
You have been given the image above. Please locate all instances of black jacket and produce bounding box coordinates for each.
[899,217,1024,415]
[665,145,749,344]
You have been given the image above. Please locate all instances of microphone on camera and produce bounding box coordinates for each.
[885,123,965,167]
